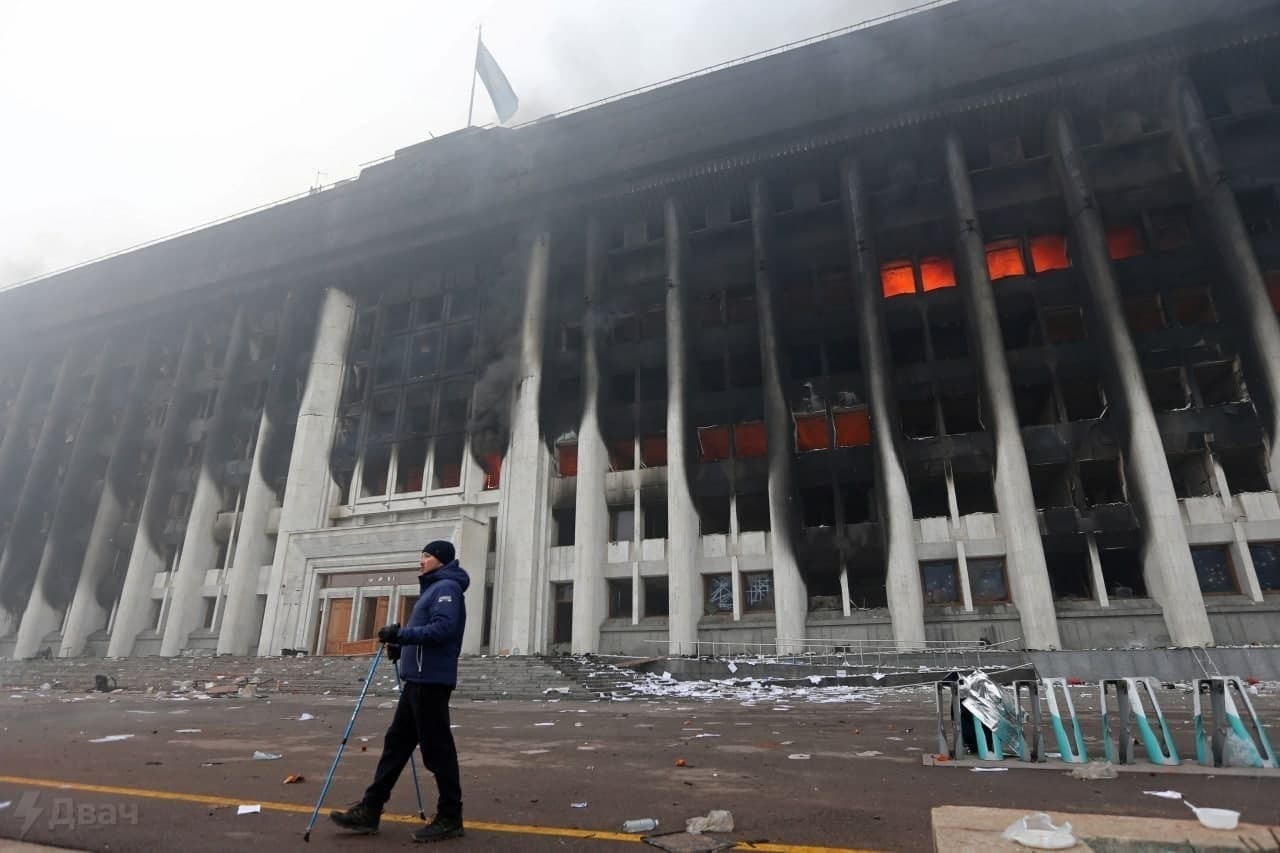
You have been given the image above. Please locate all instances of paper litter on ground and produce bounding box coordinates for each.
[252,751,283,760]
[297,713,315,721]
[571,802,588,808]
[971,767,1008,772]
[237,805,261,815]
[176,729,202,733]
[89,734,134,743]
[1143,790,1183,799]
[788,753,811,760]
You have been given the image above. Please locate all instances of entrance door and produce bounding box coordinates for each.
[323,598,353,655]
[358,596,390,639]
[552,582,573,648]
[398,595,419,624]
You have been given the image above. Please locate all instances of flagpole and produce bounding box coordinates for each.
[466,25,481,127]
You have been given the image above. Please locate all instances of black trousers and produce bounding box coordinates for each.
[363,681,462,820]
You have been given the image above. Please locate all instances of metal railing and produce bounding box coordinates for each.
[644,637,1026,672]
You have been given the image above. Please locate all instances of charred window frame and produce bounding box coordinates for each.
[1191,546,1239,595]
[607,578,633,619]
[642,576,669,617]
[1216,446,1271,494]
[1098,546,1146,598]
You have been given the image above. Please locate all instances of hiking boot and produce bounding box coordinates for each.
[412,814,464,843]
[329,801,381,834]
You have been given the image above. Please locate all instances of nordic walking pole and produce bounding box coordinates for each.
[394,656,427,820]
[303,644,385,842]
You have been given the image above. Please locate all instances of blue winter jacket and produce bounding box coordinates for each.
[396,561,470,687]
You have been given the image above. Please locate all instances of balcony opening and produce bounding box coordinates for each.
[736,492,771,532]
[608,506,635,542]
[841,482,874,524]
[1216,446,1270,494]
[999,299,1041,349]
[1146,368,1189,412]
[953,468,996,515]
[1124,295,1166,334]
[928,313,969,360]
[1194,361,1245,406]
[1030,463,1073,509]
[1078,459,1125,506]
[1168,451,1215,498]
[888,321,927,364]
[554,507,576,547]
[940,391,982,435]
[697,495,731,535]
[1170,287,1217,327]
[1043,306,1087,344]
[900,397,938,439]
[1015,379,1058,426]
[642,500,668,540]
[1099,546,1146,598]
[1060,379,1106,421]
[1046,546,1093,600]
[909,471,950,519]
[801,485,836,528]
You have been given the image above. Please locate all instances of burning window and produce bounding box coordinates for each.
[1106,226,1144,260]
[482,454,502,490]
[1267,271,1280,313]
[920,256,956,291]
[640,435,667,468]
[1124,295,1165,334]
[609,439,635,471]
[393,439,426,494]
[1169,287,1216,326]
[985,239,1026,280]
[794,412,830,452]
[733,422,767,459]
[834,408,871,447]
[1030,235,1070,274]
[880,260,916,298]
[1192,546,1238,594]
[697,426,731,462]
[1043,306,1087,344]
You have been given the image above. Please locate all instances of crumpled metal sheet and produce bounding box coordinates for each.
[960,670,1026,757]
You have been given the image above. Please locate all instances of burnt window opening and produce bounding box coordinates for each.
[999,301,1041,350]
[554,507,576,547]
[645,211,665,242]
[818,172,840,203]
[1031,463,1073,509]
[729,193,751,223]
[697,496,731,535]
[1146,206,1193,251]
[736,492,771,532]
[888,322,927,365]
[1194,361,1245,406]
[1060,379,1106,421]
[730,356,762,390]
[790,344,823,380]
[1099,546,1147,598]
[637,367,666,402]
[1216,446,1271,494]
[1170,287,1217,327]
[431,434,465,489]
[1046,548,1093,600]
[909,471,949,519]
[800,485,836,528]
[1124,295,1166,334]
[612,314,640,344]
[608,506,635,542]
[968,558,1010,603]
[1079,459,1125,506]
[725,286,757,325]
[1043,306,1087,345]
[360,444,391,498]
[1248,542,1280,592]
[928,314,969,360]
[900,396,939,439]
[826,338,860,375]
[415,294,445,326]
[643,575,669,617]
[608,578,633,619]
[561,324,583,354]
[953,469,997,515]
[609,372,636,404]
[698,358,727,393]
[1015,380,1058,426]
[1168,452,1216,498]
[1147,368,1189,412]
[1192,545,1239,594]
[921,560,961,605]
[642,501,668,540]
[687,206,707,232]
[842,483,874,524]
[941,391,982,435]
[393,439,427,493]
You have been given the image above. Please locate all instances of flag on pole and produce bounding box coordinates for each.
[475,38,519,123]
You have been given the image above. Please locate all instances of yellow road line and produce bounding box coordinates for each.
[0,775,880,852]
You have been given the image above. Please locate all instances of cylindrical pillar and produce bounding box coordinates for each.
[258,286,356,655]
[570,217,610,654]
[943,135,1062,651]
[0,360,44,534]
[60,338,160,657]
[839,157,927,650]
[492,225,554,655]
[1169,75,1280,490]
[664,197,700,655]
[162,307,249,656]
[748,178,808,653]
[1047,110,1213,647]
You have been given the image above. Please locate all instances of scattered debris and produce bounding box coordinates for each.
[377,701,395,710]
[201,762,222,767]
[0,801,11,810]
[520,749,550,755]
[622,817,659,833]
[1070,761,1117,781]
[971,767,1008,773]
[297,713,315,721]
[1143,790,1182,800]
[283,775,305,784]
[675,759,687,767]
[237,804,262,816]
[1002,812,1075,850]
[176,729,202,734]
[252,751,282,761]
[89,734,134,743]
[686,809,734,835]
[855,750,882,758]
[787,753,811,760]
[571,802,588,809]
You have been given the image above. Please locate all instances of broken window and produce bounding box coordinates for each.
[375,335,408,386]
[1192,546,1238,594]
[1030,234,1070,273]
[920,256,956,292]
[609,372,635,404]
[921,561,961,605]
[985,238,1026,280]
[1015,379,1058,426]
[1216,446,1271,494]
[1043,306,1087,344]
[640,307,666,342]
[1194,361,1245,406]
[795,412,831,452]
[888,321,927,364]
[704,574,734,614]
[900,397,938,439]
[608,439,635,472]
[725,286,757,325]
[608,579,632,619]
[1248,542,1280,592]
[826,338,860,374]
[1146,368,1189,411]
[801,485,836,528]
[360,445,391,498]
[790,344,822,379]
[1168,452,1215,498]
[612,314,639,344]
[734,422,767,458]
[609,506,635,542]
[556,443,578,477]
[442,325,474,370]
[1106,226,1144,260]
[637,367,666,402]
[968,558,1009,603]
[731,355,762,389]
[393,439,426,493]
[697,496,731,535]
[1060,379,1106,421]
[880,260,916,298]
[415,294,444,326]
[643,576,669,616]
[833,408,871,447]
[999,299,1041,350]
[697,426,731,462]
[1146,207,1193,252]
[1169,287,1216,326]
[640,435,667,468]
[743,571,774,612]
[698,358,726,393]
[1046,548,1093,600]
[842,483,874,524]
[909,471,949,519]
[431,434,464,489]
[928,313,969,360]
[1124,295,1165,334]
[941,391,982,435]
[642,501,668,540]
[954,469,996,515]
[554,507,576,547]
[736,493,771,532]
[1099,546,1146,598]
[1078,459,1125,506]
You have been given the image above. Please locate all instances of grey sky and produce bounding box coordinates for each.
[0,0,919,289]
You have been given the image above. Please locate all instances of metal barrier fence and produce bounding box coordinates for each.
[644,637,1026,671]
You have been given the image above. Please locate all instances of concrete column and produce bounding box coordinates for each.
[1169,76,1280,490]
[0,347,82,638]
[259,287,355,655]
[492,225,554,656]
[61,339,159,657]
[663,197,701,655]
[943,135,1062,651]
[218,292,305,656]
[570,217,610,654]
[14,340,120,658]
[1047,110,1213,647]
[162,307,249,656]
[748,178,808,653]
[0,361,43,523]
[107,325,202,657]
[839,158,927,650]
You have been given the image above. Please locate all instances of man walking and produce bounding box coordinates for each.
[331,540,470,843]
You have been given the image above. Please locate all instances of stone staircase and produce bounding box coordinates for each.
[0,654,596,701]
[542,655,653,698]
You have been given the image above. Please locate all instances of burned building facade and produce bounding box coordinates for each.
[2,0,1280,660]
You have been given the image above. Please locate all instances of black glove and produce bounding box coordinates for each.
[386,643,401,662]
[378,623,400,644]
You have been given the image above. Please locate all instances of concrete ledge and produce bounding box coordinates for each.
[931,805,1280,852]
[921,754,1280,778]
